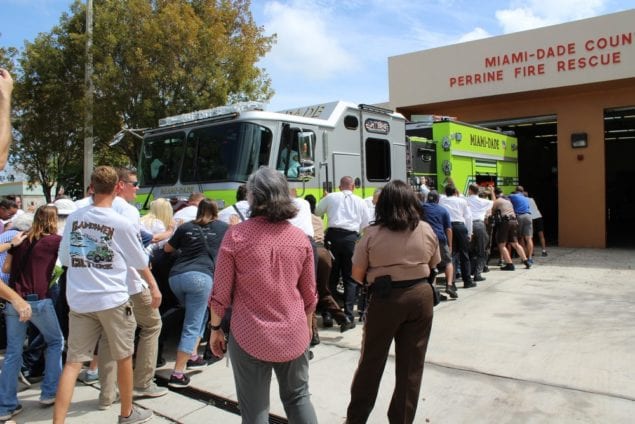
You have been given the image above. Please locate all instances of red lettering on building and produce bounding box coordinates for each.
[485,51,528,68]
[536,43,575,59]
[514,63,545,78]
[449,70,503,87]
[557,51,621,71]
[585,32,632,51]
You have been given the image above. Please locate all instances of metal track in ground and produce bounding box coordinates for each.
[155,374,288,424]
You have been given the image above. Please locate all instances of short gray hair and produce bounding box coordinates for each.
[247,167,297,222]
[13,212,34,231]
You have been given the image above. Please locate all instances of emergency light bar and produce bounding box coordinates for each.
[158,101,267,127]
[410,114,457,124]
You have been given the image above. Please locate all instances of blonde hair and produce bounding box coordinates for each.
[141,198,173,230]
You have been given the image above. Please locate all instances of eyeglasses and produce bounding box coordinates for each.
[124,180,139,187]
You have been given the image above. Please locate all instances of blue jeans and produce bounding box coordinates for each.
[0,299,64,413]
[169,271,212,354]
[22,283,62,374]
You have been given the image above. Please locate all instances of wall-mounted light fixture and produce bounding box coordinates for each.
[571,132,588,148]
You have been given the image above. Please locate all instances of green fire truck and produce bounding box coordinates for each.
[406,118,519,194]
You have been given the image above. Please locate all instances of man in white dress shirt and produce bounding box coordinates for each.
[315,176,369,325]
[440,184,475,288]
[466,184,493,282]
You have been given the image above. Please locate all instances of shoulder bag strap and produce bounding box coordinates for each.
[232,204,245,222]
[195,224,215,269]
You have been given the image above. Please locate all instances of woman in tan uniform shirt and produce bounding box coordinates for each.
[346,180,440,424]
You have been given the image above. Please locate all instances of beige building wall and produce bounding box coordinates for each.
[389,10,635,248]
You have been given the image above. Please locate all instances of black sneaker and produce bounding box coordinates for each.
[482,265,490,273]
[186,356,208,369]
[168,373,190,388]
[474,275,486,282]
[340,321,356,333]
[322,314,333,328]
[501,263,515,271]
[310,331,320,346]
[445,284,458,299]
[541,250,548,257]
[523,259,532,269]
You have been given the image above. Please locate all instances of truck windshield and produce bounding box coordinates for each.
[139,132,185,186]
[139,122,272,186]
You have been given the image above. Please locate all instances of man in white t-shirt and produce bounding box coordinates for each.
[173,192,204,225]
[94,168,167,408]
[54,166,156,423]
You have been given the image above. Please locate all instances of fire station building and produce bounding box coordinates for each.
[389,9,635,248]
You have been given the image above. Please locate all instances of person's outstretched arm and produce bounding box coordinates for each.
[0,68,14,170]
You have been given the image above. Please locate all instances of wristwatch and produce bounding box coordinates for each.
[209,323,222,331]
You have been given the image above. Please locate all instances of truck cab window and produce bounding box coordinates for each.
[277,125,316,179]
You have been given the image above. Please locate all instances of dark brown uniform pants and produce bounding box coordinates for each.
[316,245,347,324]
[346,283,434,424]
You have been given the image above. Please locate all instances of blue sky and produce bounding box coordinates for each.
[1,0,633,113]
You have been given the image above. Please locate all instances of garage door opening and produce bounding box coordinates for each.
[477,116,558,246]
[605,107,635,247]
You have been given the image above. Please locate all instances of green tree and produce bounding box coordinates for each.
[9,0,274,198]
[0,42,18,73]
[92,0,275,164]
[10,17,86,202]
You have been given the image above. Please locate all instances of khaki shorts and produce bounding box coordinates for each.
[67,301,136,363]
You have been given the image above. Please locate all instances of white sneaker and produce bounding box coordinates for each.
[134,382,168,398]
[118,406,153,424]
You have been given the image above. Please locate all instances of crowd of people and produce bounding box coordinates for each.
[0,158,548,423]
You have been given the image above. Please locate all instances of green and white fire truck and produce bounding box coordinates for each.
[134,101,407,209]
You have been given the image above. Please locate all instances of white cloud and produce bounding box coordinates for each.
[261,1,358,80]
[495,0,608,33]
[457,27,492,43]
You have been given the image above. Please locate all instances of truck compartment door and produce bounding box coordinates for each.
[332,152,361,190]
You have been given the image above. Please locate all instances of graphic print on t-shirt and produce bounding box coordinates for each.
[69,220,115,269]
